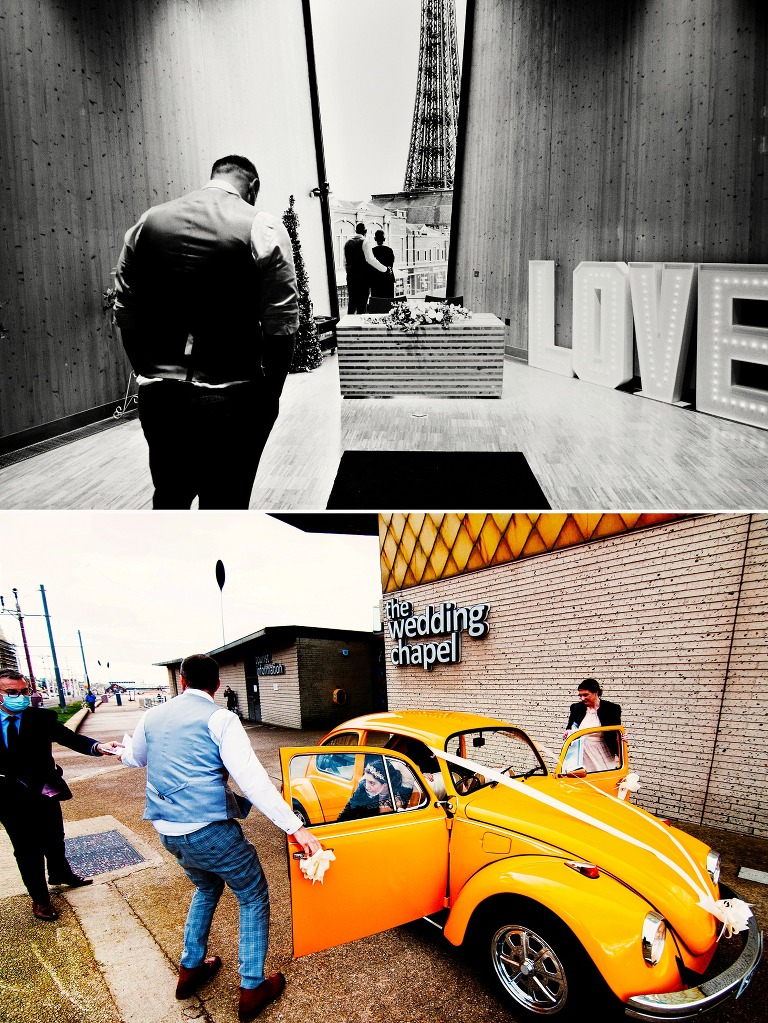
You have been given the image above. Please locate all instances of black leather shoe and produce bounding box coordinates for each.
[238,973,286,1021]
[176,955,222,999]
[33,901,59,921]
[48,873,93,888]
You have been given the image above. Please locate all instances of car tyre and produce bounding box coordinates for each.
[292,800,310,827]
[477,903,609,1019]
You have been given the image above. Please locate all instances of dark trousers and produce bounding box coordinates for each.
[347,278,370,315]
[138,380,277,510]
[0,784,71,902]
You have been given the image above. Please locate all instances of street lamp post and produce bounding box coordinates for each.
[12,588,37,688]
[40,584,66,710]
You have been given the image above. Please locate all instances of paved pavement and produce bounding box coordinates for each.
[0,700,766,1023]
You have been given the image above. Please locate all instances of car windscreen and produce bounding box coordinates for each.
[444,728,547,792]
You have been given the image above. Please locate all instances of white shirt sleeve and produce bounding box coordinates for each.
[250,212,300,336]
[120,711,149,768]
[363,235,388,273]
[209,709,303,834]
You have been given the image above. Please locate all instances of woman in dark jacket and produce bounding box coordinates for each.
[565,678,622,767]
[368,229,395,301]
[337,756,408,822]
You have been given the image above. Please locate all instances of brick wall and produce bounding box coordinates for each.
[256,643,301,729]
[382,514,768,837]
[297,637,376,729]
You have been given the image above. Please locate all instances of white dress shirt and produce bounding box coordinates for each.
[121,688,302,837]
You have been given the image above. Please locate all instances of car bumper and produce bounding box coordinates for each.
[625,885,763,1020]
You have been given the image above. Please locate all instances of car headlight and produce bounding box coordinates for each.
[706,849,721,885]
[641,912,666,966]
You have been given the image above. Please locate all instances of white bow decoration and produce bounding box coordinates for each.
[299,848,336,885]
[697,894,754,939]
[617,773,640,801]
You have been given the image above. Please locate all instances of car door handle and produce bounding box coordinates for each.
[293,849,334,859]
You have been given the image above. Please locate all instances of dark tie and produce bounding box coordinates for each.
[5,716,19,754]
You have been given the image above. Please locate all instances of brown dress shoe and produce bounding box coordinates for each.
[33,901,59,921]
[238,972,286,1022]
[175,955,222,999]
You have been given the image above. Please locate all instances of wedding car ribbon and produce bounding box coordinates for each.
[617,772,640,801]
[579,773,752,936]
[431,748,714,905]
[432,748,753,936]
[299,848,336,885]
[581,774,712,898]
[697,894,754,939]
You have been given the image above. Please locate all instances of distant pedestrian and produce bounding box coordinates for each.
[85,690,97,713]
[119,653,321,1021]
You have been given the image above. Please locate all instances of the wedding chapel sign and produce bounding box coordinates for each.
[528,261,768,430]
[384,597,490,670]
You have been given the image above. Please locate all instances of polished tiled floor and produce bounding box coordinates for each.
[0,355,766,510]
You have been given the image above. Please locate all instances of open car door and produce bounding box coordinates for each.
[555,726,630,797]
[280,745,450,957]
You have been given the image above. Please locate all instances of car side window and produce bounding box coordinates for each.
[323,732,360,746]
[562,726,624,774]
[315,753,355,779]
[288,751,429,828]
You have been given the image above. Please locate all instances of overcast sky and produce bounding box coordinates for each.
[0,514,381,688]
[310,0,467,199]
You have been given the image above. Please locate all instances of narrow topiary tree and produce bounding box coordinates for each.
[283,195,322,373]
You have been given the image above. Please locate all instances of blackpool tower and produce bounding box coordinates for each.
[404,0,461,191]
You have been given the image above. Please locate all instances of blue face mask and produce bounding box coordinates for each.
[2,694,30,712]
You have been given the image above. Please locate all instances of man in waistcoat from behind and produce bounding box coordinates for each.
[114,155,299,510]
[119,654,320,1021]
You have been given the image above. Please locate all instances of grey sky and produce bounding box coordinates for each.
[310,0,467,199]
[0,514,381,687]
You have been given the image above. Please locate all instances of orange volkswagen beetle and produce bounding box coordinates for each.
[280,710,762,1019]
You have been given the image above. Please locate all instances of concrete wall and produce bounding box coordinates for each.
[382,514,768,836]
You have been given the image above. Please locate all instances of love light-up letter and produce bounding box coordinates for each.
[629,263,697,404]
[697,264,768,430]
[572,263,633,388]
[528,260,573,377]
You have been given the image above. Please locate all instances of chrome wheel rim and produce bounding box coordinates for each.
[491,925,568,1014]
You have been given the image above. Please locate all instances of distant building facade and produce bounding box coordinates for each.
[0,623,19,673]
[159,624,386,731]
[330,197,450,310]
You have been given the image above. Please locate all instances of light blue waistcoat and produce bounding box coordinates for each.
[143,692,244,822]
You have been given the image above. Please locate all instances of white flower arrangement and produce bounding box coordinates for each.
[376,300,472,335]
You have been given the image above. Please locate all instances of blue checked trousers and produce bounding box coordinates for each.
[160,819,269,989]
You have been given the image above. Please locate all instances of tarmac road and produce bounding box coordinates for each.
[0,700,765,1023]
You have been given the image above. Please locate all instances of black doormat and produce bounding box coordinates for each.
[327,451,550,510]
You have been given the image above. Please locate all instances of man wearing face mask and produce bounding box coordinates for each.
[0,670,123,921]
[114,154,299,510]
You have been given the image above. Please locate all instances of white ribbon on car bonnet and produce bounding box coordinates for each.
[580,772,752,940]
[430,747,752,936]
